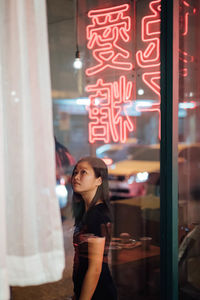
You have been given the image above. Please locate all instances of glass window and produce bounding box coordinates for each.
[178,1,200,299]
[48,0,161,299]
[131,147,160,161]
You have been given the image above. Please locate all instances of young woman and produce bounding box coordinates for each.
[71,156,117,300]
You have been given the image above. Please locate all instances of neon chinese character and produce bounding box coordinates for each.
[136,0,161,138]
[86,4,133,76]
[86,76,134,143]
[136,0,161,68]
[135,0,161,103]
[180,0,194,36]
[179,49,194,77]
[179,1,194,77]
[135,0,161,122]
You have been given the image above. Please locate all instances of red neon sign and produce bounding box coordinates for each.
[136,0,161,68]
[135,0,161,138]
[86,76,134,143]
[180,0,194,36]
[136,0,194,139]
[85,1,194,144]
[179,1,194,79]
[86,4,133,76]
[136,0,161,103]
[86,4,134,144]
[142,71,160,97]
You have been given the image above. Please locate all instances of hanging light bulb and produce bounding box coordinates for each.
[73,0,82,70]
[73,49,82,69]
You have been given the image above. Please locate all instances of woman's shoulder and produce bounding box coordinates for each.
[85,203,111,237]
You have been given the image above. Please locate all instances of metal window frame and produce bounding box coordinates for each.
[160,0,179,299]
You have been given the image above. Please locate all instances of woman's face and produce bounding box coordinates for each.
[71,161,102,196]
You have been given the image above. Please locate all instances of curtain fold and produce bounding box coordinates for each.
[0,1,65,299]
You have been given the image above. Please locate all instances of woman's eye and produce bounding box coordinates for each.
[81,170,86,175]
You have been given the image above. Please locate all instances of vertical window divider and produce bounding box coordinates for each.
[160,0,179,299]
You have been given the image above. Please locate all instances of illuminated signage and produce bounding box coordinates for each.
[136,0,161,69]
[136,0,194,138]
[86,4,133,76]
[179,0,194,77]
[85,0,194,143]
[86,4,134,143]
[136,0,161,137]
[86,76,134,143]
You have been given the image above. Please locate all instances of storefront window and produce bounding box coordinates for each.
[48,0,160,299]
[178,1,200,299]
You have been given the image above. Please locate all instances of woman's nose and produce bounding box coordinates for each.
[74,172,79,179]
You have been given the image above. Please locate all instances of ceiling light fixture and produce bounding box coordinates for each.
[73,50,82,69]
[73,0,82,70]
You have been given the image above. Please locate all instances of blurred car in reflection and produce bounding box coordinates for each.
[108,143,200,199]
[55,137,76,208]
[108,144,160,199]
[96,138,138,166]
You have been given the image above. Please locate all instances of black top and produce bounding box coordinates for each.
[73,203,117,300]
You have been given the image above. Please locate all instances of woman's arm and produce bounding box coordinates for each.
[79,237,105,300]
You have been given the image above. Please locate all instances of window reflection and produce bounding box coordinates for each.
[178,0,200,299]
[49,0,161,299]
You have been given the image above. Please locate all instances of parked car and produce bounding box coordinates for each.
[108,143,200,200]
[108,144,160,199]
[96,138,138,166]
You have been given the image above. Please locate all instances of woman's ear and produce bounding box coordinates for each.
[96,176,102,186]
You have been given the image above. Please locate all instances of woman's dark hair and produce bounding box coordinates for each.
[71,156,111,224]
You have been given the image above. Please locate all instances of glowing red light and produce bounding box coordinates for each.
[183,1,189,7]
[180,68,188,77]
[179,49,194,78]
[135,0,161,118]
[136,0,161,139]
[142,72,160,96]
[85,0,194,144]
[86,76,134,143]
[182,12,189,36]
[86,4,133,76]
[178,0,195,93]
[179,49,194,63]
[189,101,197,109]
[180,0,195,36]
[135,0,194,140]
[136,0,161,68]
[86,5,134,143]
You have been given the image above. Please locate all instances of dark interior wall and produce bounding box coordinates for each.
[47,0,79,97]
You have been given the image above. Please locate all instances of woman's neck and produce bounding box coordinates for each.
[82,193,103,211]
[81,190,97,211]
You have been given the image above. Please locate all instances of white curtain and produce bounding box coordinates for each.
[0,1,65,299]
